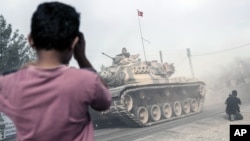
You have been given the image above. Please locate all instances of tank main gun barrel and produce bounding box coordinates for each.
[102,52,114,60]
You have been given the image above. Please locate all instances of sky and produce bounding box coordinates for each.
[1,0,250,79]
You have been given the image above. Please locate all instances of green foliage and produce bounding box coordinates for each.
[0,15,36,73]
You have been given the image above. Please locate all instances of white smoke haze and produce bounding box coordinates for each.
[201,57,250,106]
[1,0,250,106]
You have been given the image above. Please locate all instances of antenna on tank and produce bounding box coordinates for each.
[159,50,163,63]
[187,48,195,78]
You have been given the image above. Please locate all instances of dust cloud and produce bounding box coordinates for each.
[200,57,250,107]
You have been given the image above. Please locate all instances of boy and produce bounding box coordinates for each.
[0,2,111,141]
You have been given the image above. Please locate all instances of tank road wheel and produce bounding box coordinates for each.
[182,100,191,114]
[135,107,149,124]
[173,101,182,116]
[191,99,199,112]
[161,103,172,119]
[122,94,133,112]
[149,104,161,122]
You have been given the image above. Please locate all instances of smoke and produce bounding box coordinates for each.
[201,57,250,106]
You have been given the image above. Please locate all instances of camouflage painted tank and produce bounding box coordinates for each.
[91,53,206,127]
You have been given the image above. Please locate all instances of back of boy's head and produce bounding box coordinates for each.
[31,2,80,51]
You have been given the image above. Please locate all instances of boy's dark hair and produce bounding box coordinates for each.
[31,2,80,51]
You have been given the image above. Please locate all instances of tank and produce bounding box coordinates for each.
[90,52,206,127]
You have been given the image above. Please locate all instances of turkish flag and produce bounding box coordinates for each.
[137,10,143,17]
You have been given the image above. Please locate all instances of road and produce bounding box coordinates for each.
[94,103,224,141]
[4,102,224,141]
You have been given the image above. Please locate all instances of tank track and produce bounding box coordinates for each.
[107,83,205,127]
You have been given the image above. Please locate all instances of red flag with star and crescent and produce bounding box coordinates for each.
[137,10,143,17]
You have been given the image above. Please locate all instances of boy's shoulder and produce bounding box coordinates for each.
[66,67,100,85]
[0,66,98,81]
[68,67,98,78]
[68,67,97,73]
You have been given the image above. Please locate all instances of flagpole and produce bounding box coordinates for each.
[137,9,147,61]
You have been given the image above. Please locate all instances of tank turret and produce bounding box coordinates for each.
[99,53,175,88]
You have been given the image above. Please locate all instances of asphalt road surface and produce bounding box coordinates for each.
[94,103,224,141]
[3,100,228,141]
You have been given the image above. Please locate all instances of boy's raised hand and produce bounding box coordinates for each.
[74,32,86,60]
[74,32,92,68]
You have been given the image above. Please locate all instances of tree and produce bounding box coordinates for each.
[0,15,36,74]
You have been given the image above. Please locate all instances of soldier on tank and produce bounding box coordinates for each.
[117,47,130,58]
[113,48,135,65]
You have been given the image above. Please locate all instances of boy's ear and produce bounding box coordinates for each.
[28,34,35,48]
[71,36,79,49]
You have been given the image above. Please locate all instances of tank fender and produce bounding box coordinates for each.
[109,84,138,98]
